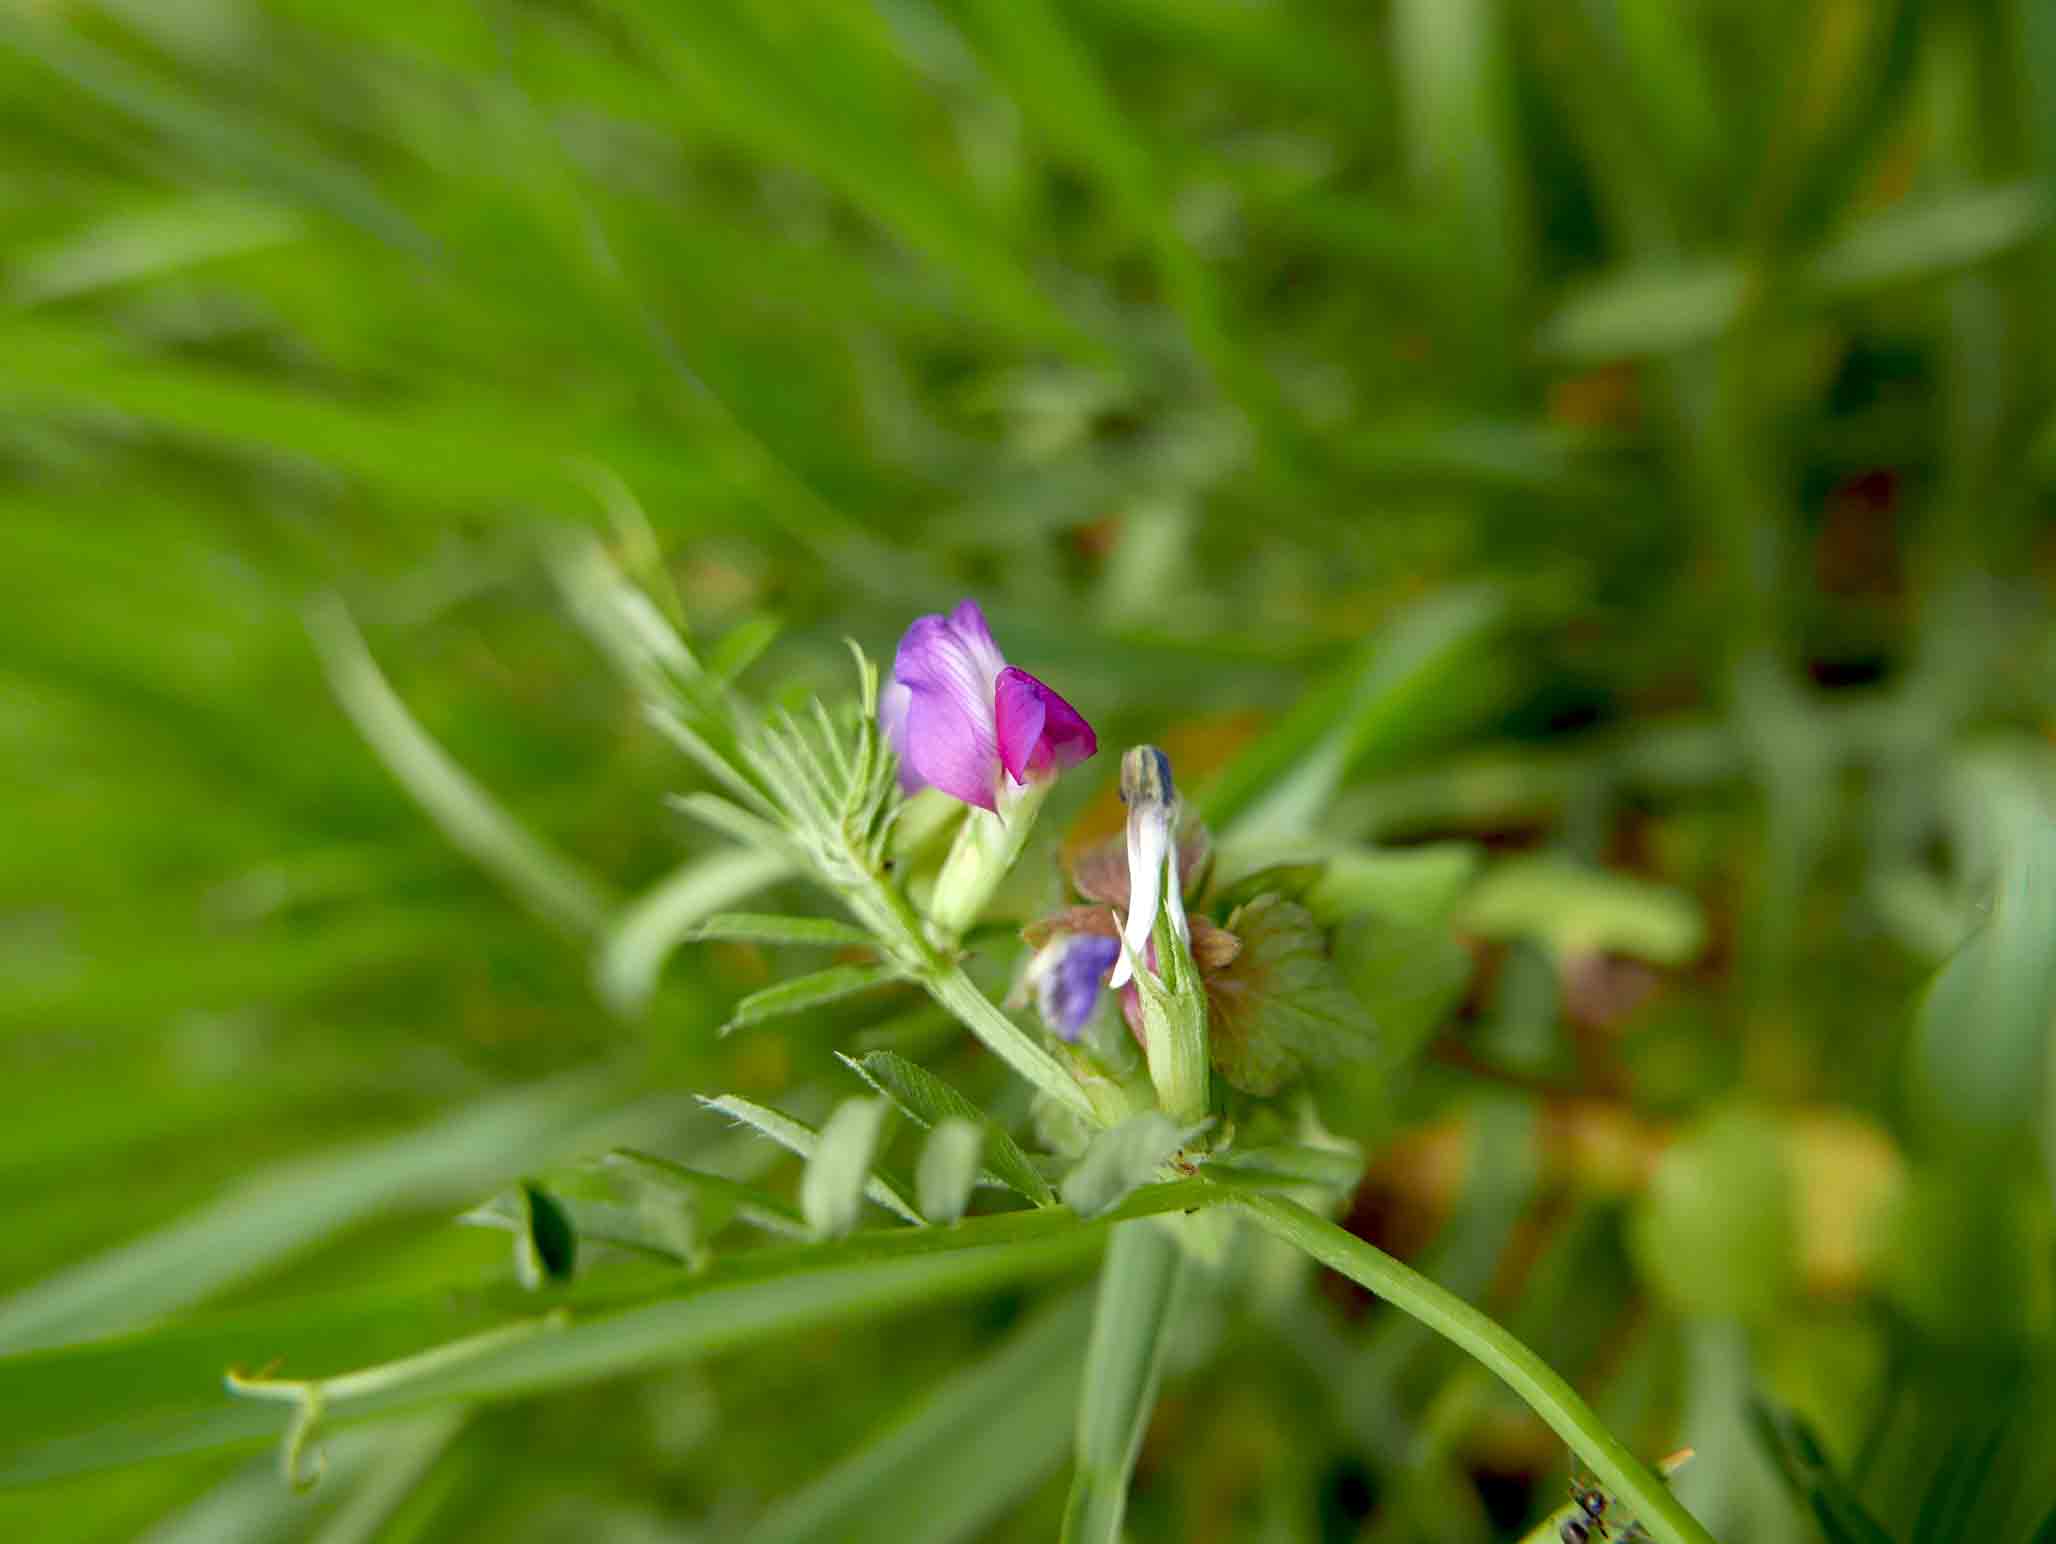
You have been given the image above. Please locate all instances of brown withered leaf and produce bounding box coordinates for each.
[1206,894,1376,1096]
[1189,917,1241,971]
[1021,906,1119,949]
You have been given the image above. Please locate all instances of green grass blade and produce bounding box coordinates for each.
[1060,1219,1181,1544]
[593,851,798,1019]
[1544,184,2048,362]
[610,1,1080,352]
[1390,0,1528,380]
[0,1074,619,1354]
[0,1181,1227,1486]
[747,1292,1091,1544]
[307,596,610,937]
[0,14,431,257]
[1206,586,1505,837]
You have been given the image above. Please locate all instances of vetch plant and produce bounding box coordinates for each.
[217,552,1715,1544]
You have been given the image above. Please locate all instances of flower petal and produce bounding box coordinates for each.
[995,667,1097,784]
[890,610,1005,810]
[1108,808,1168,990]
[947,599,1007,688]
[877,679,922,793]
[1034,933,1120,1041]
[993,668,1046,782]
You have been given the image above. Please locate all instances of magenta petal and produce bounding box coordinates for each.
[995,666,1097,784]
[994,670,1046,783]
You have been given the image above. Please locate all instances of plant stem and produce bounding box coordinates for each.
[927,779,1052,941]
[1232,1192,1718,1544]
[925,961,1100,1123]
[1062,1219,1183,1544]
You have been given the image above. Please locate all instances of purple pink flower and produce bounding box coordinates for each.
[879,600,1096,811]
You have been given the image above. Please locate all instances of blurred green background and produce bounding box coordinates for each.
[4,0,2056,1539]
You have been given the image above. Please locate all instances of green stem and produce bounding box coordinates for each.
[1062,1219,1183,1544]
[1232,1192,1718,1544]
[927,780,1052,941]
[925,961,1100,1124]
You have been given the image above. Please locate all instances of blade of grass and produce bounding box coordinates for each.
[0,13,432,257]
[1060,1219,1181,1544]
[1206,585,1505,838]
[593,850,799,1019]
[0,1073,620,1354]
[1543,184,2048,362]
[1390,0,1528,386]
[747,1291,1091,1544]
[0,1181,1230,1486]
[307,595,610,938]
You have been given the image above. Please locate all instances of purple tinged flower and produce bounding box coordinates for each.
[1029,932,1121,1041]
[880,600,1096,811]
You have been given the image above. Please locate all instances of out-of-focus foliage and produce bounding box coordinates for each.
[2,0,2055,1540]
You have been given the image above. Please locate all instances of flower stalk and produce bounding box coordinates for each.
[926,776,1054,942]
[925,955,1099,1123]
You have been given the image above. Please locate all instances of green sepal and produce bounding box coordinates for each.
[1125,902,1210,1125]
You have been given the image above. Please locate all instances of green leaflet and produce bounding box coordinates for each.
[914,1120,984,1227]
[746,1292,1091,1544]
[843,1051,1057,1206]
[701,1096,923,1226]
[802,1099,896,1239]
[1206,895,1378,1096]
[1060,1114,1202,1219]
[1459,856,1706,965]
[688,913,875,948]
[600,1150,810,1241]
[462,1151,814,1269]
[513,1185,576,1288]
[722,964,901,1036]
